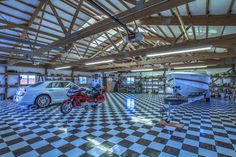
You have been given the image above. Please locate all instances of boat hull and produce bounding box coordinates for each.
[167,72,211,97]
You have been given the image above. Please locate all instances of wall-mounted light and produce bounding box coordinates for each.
[174,65,207,70]
[147,45,213,57]
[85,59,114,65]
[55,66,71,70]
[131,68,153,72]
[105,71,117,73]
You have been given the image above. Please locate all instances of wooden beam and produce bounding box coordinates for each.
[51,33,236,68]
[227,0,235,14]
[48,0,67,34]
[0,19,61,39]
[68,0,84,34]
[33,3,47,49]
[174,25,191,44]
[28,0,49,26]
[90,38,123,58]
[124,0,136,5]
[0,25,17,30]
[141,26,171,43]
[0,46,45,57]
[0,33,62,51]
[104,33,121,53]
[81,52,236,71]
[172,7,189,40]
[93,53,236,71]
[41,0,193,51]
[140,15,236,26]
[83,36,95,57]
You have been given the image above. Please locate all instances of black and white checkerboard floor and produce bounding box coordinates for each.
[0,93,236,157]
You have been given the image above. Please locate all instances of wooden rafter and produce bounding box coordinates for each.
[141,26,171,43]
[6,0,48,60]
[68,0,84,34]
[48,0,67,34]
[74,52,236,71]
[1,0,236,68]
[40,0,193,51]
[172,7,189,40]
[51,33,236,68]
[104,33,121,53]
[83,36,95,57]
[90,38,123,58]
[123,0,136,5]
[141,15,236,26]
[0,19,61,39]
[33,3,48,48]
[227,0,235,14]
[29,0,49,26]
[0,25,17,30]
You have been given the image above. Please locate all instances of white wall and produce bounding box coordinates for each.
[114,68,232,90]
[7,66,45,74]
[118,68,231,77]
[0,65,101,98]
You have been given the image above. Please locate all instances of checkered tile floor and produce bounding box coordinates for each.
[0,93,236,157]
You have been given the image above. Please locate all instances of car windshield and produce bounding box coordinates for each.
[70,84,79,90]
[29,82,44,87]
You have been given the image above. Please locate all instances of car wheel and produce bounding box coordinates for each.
[35,94,51,108]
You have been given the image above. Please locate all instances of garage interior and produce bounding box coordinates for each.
[0,0,236,157]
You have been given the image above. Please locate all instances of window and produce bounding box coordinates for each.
[127,77,135,84]
[46,82,72,88]
[20,75,27,85]
[47,82,63,88]
[28,75,36,84]
[79,77,87,84]
[20,75,36,85]
[30,82,44,87]
[61,82,70,88]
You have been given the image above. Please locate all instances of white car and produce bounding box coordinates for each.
[14,81,79,108]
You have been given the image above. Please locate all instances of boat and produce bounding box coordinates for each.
[167,72,211,97]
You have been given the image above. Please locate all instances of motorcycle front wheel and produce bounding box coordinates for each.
[60,101,73,114]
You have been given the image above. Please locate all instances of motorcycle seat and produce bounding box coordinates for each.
[68,89,81,94]
[87,91,100,98]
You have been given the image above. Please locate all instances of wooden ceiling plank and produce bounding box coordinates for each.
[51,33,236,68]
[141,15,236,26]
[84,52,236,71]
[17,0,88,31]
[41,0,193,51]
[0,19,61,39]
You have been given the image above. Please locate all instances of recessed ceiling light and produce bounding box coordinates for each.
[147,45,213,57]
[85,59,114,65]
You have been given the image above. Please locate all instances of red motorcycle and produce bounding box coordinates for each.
[60,86,105,114]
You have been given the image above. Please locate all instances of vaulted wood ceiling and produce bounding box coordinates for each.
[0,0,235,71]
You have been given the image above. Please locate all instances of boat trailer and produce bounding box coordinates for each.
[160,90,211,128]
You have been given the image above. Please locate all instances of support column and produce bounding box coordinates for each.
[163,67,166,96]
[4,66,8,100]
[44,67,48,81]
[71,68,74,82]
[231,64,236,85]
